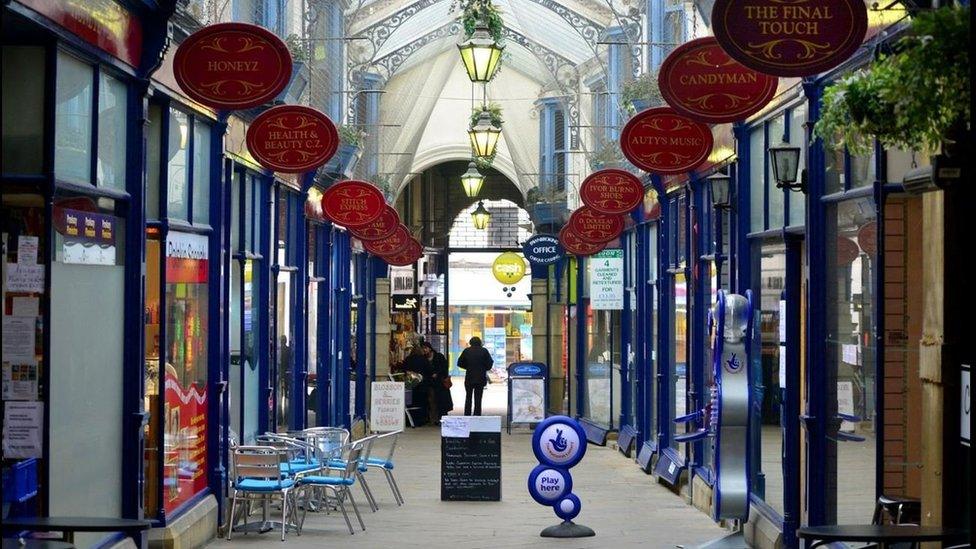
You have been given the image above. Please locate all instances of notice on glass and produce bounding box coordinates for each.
[2,316,36,362]
[837,381,856,432]
[2,359,38,401]
[5,264,44,293]
[590,249,624,310]
[511,378,545,424]
[370,381,405,433]
[842,344,859,366]
[441,416,471,438]
[11,297,40,317]
[18,236,39,265]
[3,401,43,459]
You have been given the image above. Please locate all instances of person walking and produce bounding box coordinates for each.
[457,336,493,416]
[423,341,453,424]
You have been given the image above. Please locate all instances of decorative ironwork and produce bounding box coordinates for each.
[349,0,443,63]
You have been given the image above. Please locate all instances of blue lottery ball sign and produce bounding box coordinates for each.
[554,494,582,522]
[532,416,587,469]
[527,465,572,506]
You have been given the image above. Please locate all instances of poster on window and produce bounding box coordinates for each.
[483,327,507,375]
[590,249,624,310]
[163,368,207,513]
[586,362,612,425]
[511,378,545,424]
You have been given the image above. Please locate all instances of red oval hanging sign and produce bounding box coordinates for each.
[559,227,606,257]
[382,238,424,267]
[363,224,411,256]
[173,22,293,110]
[580,169,645,215]
[856,221,877,256]
[658,37,779,124]
[321,180,386,227]
[349,205,400,241]
[711,0,868,78]
[246,105,339,173]
[620,107,713,175]
[568,207,625,243]
[836,236,860,265]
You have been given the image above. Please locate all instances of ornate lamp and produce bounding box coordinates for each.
[707,171,732,209]
[460,161,485,198]
[468,108,502,159]
[457,20,504,83]
[471,201,491,230]
[769,141,806,193]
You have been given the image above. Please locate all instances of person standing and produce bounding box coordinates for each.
[403,344,433,425]
[423,341,453,424]
[457,336,493,416]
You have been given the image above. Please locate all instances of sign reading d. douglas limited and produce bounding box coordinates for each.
[246,105,339,173]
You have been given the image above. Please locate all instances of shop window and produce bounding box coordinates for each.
[849,152,876,189]
[2,46,45,174]
[825,196,878,524]
[146,105,162,219]
[788,105,807,226]
[55,52,94,185]
[753,239,786,516]
[167,110,189,220]
[824,141,846,195]
[671,271,688,455]
[646,226,659,443]
[701,261,719,474]
[192,120,211,224]
[749,128,765,232]
[766,117,786,228]
[97,72,126,191]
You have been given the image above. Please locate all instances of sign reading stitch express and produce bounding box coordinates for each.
[579,169,644,215]
[568,207,624,243]
[659,37,778,124]
[321,180,386,227]
[712,0,868,77]
[174,22,292,110]
[246,105,338,173]
[620,107,713,175]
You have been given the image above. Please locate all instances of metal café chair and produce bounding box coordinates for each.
[227,446,301,542]
[364,430,404,506]
[297,443,367,535]
[327,434,379,512]
[256,433,321,478]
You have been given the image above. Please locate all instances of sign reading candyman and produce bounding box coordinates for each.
[528,416,595,537]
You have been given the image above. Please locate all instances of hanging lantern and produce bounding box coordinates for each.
[471,201,491,230]
[457,19,504,83]
[468,108,502,160]
[460,161,485,198]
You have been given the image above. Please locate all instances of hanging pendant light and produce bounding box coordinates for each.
[460,161,485,198]
[468,108,502,160]
[457,19,504,83]
[471,200,491,230]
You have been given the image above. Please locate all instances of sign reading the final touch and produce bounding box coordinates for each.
[523,235,564,267]
[173,22,293,110]
[589,249,624,310]
[711,0,868,77]
[246,105,339,173]
[620,107,713,175]
[658,37,779,124]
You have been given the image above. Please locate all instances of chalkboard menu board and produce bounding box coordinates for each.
[441,416,502,501]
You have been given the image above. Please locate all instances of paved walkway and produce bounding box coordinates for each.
[211,379,728,548]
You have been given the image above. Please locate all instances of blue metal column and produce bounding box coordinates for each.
[333,231,352,429]
[783,232,804,547]
[802,78,829,526]
[574,257,586,419]
[317,226,334,426]
[290,175,313,430]
[732,122,751,294]
[654,176,671,447]
[258,175,275,433]
[355,252,368,420]
[689,177,707,471]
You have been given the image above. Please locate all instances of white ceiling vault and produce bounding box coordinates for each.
[342,0,648,199]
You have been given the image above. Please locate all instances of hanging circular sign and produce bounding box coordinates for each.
[363,224,411,256]
[527,465,573,506]
[836,236,860,265]
[857,221,877,256]
[658,37,779,124]
[711,0,868,78]
[349,205,400,241]
[382,238,423,267]
[246,105,339,173]
[173,22,293,110]
[492,252,527,285]
[321,180,386,227]
[532,416,588,469]
[522,234,564,267]
[620,107,713,175]
[558,227,605,257]
[579,169,645,215]
[568,206,624,243]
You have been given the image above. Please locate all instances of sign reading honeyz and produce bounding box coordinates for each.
[711,0,868,77]
[370,381,405,432]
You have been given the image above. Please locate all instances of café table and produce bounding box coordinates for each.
[0,517,152,544]
[796,524,970,548]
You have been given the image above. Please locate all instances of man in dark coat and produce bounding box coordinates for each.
[457,336,493,416]
[423,341,453,424]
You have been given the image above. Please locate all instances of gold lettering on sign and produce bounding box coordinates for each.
[679,72,759,86]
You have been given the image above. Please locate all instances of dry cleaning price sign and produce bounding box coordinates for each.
[441,416,502,501]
